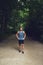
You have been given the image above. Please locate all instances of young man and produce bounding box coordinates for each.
[16,27,26,54]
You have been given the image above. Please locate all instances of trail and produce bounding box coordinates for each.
[0,35,43,65]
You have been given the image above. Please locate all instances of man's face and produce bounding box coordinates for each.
[20,27,23,31]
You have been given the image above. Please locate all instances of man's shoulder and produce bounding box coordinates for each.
[22,31,25,33]
[17,31,20,33]
[17,31,25,33]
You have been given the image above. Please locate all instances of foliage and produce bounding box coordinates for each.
[0,0,43,42]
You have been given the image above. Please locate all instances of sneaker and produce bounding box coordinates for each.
[19,50,21,52]
[22,51,24,54]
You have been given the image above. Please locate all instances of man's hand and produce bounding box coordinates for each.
[16,32,18,39]
[24,32,26,40]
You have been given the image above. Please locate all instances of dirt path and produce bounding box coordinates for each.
[0,35,43,65]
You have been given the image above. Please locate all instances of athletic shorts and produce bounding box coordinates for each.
[18,40,24,45]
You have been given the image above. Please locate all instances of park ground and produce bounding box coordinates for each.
[0,35,43,65]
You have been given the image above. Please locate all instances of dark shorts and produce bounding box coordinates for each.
[18,40,24,45]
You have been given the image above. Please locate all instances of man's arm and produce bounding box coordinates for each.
[16,32,19,39]
[24,32,26,39]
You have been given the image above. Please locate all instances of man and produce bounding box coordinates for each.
[16,27,26,54]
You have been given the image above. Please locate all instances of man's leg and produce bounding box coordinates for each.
[18,40,21,52]
[19,44,21,52]
[21,44,24,53]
